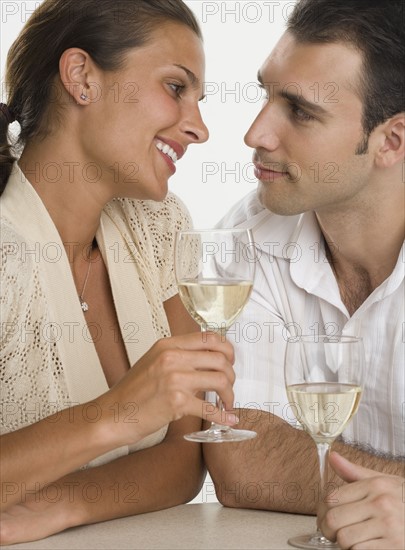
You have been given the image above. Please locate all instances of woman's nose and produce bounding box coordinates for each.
[181,105,209,144]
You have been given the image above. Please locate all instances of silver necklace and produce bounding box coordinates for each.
[79,259,91,312]
[79,245,95,312]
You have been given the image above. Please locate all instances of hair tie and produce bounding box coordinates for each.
[0,103,16,124]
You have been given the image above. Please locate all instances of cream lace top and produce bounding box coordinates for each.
[0,164,192,467]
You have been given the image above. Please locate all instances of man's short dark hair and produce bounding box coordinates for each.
[287,0,404,153]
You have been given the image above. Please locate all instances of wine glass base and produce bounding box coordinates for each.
[184,427,257,443]
[288,534,340,549]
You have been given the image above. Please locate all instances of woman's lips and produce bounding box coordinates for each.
[155,136,185,175]
[155,136,185,161]
[157,149,176,174]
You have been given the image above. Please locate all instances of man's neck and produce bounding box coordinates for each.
[316,196,404,315]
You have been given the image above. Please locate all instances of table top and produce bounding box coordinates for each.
[4,503,315,550]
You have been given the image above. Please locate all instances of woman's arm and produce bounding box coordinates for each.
[0,295,222,545]
[0,415,203,545]
[0,294,235,508]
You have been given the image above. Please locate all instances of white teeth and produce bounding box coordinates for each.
[155,140,178,163]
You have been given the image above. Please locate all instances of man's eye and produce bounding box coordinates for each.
[291,104,315,122]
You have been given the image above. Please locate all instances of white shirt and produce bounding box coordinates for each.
[219,191,404,456]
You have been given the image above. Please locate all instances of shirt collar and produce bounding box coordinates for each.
[245,203,404,312]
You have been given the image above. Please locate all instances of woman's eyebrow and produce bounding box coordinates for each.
[173,64,199,88]
[173,64,205,100]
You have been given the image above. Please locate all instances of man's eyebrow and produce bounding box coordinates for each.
[257,71,330,116]
[173,63,205,100]
[280,90,329,116]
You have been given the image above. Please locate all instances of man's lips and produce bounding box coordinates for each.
[253,161,289,182]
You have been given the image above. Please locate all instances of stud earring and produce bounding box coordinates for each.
[80,93,88,101]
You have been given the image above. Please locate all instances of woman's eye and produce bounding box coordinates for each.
[291,104,314,122]
[168,83,185,97]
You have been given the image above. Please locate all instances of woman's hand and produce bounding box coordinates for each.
[0,489,78,546]
[99,331,237,447]
[319,452,405,550]
[0,331,235,517]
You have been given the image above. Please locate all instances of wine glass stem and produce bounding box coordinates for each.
[203,325,231,432]
[317,441,331,494]
[314,441,332,542]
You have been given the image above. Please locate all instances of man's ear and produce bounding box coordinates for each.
[58,48,95,105]
[374,113,405,169]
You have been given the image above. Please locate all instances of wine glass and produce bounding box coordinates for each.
[285,334,364,549]
[175,228,257,443]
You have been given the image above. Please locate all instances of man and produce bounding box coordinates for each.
[204,1,404,548]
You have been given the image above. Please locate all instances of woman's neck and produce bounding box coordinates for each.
[19,140,111,264]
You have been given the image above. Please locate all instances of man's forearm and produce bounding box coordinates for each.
[204,410,404,515]
[333,439,404,476]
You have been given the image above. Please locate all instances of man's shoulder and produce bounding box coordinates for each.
[217,191,303,246]
[217,190,265,228]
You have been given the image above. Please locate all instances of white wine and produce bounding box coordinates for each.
[286,383,362,443]
[178,279,253,330]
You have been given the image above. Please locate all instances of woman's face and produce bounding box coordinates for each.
[81,22,208,201]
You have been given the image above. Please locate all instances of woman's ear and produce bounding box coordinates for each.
[374,113,405,169]
[59,48,94,106]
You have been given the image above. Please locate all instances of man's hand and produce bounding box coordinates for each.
[319,451,405,549]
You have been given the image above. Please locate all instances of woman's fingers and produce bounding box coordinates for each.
[167,369,235,414]
[155,348,235,383]
[152,338,236,412]
[186,396,239,426]
[156,332,235,363]
[105,332,237,444]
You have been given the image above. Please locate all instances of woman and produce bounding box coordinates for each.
[0,0,237,544]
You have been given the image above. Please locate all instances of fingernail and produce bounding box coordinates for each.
[226,414,239,425]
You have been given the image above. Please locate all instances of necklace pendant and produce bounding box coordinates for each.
[80,300,89,312]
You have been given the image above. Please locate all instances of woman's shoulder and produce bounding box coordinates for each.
[1,217,36,274]
[106,192,192,233]
[1,218,38,332]
[1,217,39,290]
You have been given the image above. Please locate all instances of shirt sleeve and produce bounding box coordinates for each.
[0,221,47,434]
[139,193,193,302]
[0,221,34,351]
[226,254,304,429]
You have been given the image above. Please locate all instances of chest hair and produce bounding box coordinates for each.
[335,269,374,316]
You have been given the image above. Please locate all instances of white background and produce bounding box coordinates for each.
[1,0,290,226]
[0,0,289,503]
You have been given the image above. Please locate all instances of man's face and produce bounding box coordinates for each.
[245,32,374,216]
